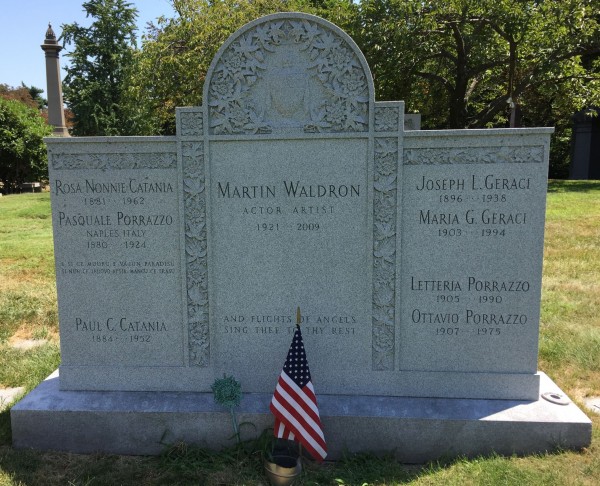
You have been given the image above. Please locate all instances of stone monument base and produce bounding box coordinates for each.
[11,370,591,462]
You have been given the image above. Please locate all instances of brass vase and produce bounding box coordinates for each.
[264,454,302,486]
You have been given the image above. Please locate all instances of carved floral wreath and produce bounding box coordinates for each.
[208,19,369,134]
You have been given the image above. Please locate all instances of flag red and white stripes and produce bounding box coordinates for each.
[270,324,327,461]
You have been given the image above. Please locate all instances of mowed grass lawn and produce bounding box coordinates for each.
[0,182,599,485]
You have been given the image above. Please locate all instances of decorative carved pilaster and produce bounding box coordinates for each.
[182,142,210,367]
[372,136,398,371]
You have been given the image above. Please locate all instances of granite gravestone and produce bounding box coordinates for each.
[12,13,591,459]
[570,107,600,179]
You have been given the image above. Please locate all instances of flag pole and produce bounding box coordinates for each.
[295,306,303,460]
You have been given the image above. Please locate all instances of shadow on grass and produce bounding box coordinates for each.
[0,437,587,486]
[0,446,160,486]
[154,440,528,485]
[548,180,600,193]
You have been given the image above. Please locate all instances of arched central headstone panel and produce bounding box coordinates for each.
[176,13,405,392]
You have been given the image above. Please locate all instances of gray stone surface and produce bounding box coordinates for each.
[12,370,591,461]
[404,113,421,130]
[584,396,600,415]
[47,137,185,378]
[10,339,47,350]
[43,12,555,402]
[399,129,552,388]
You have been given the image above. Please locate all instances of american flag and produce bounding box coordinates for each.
[270,317,327,462]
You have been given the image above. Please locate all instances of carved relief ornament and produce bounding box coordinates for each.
[205,14,373,135]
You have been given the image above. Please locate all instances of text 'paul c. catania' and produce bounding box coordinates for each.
[75,317,168,332]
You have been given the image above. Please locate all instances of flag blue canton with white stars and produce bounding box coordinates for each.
[283,327,311,387]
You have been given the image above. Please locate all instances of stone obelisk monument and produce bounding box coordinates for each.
[41,24,69,137]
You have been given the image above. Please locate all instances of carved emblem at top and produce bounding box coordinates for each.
[207,16,371,135]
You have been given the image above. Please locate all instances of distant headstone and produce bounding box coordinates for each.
[13,12,591,460]
[404,113,421,130]
[570,107,600,179]
[20,182,42,193]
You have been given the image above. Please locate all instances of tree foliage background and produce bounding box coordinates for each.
[0,83,47,111]
[60,0,600,177]
[354,0,600,177]
[0,97,52,194]
[125,0,355,134]
[61,0,139,136]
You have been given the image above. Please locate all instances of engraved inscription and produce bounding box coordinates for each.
[213,174,362,233]
[51,174,176,252]
[218,312,357,337]
[407,168,539,240]
[408,274,532,338]
[399,147,547,376]
[49,149,183,367]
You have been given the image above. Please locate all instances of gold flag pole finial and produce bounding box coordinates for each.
[296,306,301,327]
